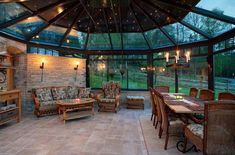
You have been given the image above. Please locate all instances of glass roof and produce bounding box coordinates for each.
[196,0,235,18]
[0,1,234,51]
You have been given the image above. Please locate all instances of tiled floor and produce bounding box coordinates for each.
[0,107,202,155]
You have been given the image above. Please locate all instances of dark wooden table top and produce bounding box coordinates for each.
[161,93,204,114]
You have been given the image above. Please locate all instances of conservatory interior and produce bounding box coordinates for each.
[0,0,234,155]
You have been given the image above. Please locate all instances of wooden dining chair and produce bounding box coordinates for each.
[199,89,214,101]
[155,86,170,93]
[218,92,235,100]
[189,87,198,98]
[184,101,235,154]
[149,88,157,126]
[155,90,184,150]
[152,89,162,130]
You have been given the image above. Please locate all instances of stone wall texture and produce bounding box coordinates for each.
[0,37,86,112]
[24,54,86,111]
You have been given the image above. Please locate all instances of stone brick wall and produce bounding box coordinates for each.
[0,37,86,112]
[24,54,86,111]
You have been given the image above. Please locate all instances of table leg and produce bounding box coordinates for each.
[63,110,66,124]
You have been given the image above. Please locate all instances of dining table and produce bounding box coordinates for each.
[161,93,204,114]
[161,92,205,153]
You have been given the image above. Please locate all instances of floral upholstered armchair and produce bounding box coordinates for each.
[97,81,121,113]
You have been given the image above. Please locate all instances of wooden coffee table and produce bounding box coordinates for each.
[57,98,95,123]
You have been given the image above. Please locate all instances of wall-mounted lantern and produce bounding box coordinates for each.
[40,58,45,82]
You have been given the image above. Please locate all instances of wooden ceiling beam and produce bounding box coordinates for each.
[140,0,211,39]
[26,2,80,41]
[129,4,152,49]
[133,0,177,46]
[109,0,119,32]
[59,8,85,46]
[0,0,72,30]
[102,8,113,50]
[155,0,235,25]
[79,0,98,30]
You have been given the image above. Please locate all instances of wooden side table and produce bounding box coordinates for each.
[0,89,21,125]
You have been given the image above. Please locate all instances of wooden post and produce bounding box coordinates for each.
[86,55,90,88]
[208,45,214,90]
[147,53,153,89]
[175,68,178,93]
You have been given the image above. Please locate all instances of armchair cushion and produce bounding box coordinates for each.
[186,124,203,139]
[67,86,79,99]
[35,88,53,102]
[79,88,91,98]
[40,101,56,106]
[51,87,68,100]
[100,98,116,103]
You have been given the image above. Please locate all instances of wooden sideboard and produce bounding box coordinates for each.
[0,89,21,125]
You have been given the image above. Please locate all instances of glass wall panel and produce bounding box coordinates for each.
[144,28,174,49]
[89,57,147,89]
[62,29,87,49]
[153,60,175,92]
[162,23,205,44]
[123,33,148,50]
[1,16,45,40]
[183,12,234,37]
[110,33,122,50]
[214,50,235,97]
[31,25,67,45]
[87,33,111,50]
[89,60,108,88]
[128,60,147,89]
[196,0,235,18]
[178,57,208,94]
[0,3,30,24]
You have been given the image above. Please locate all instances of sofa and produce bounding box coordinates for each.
[97,81,121,113]
[32,86,92,117]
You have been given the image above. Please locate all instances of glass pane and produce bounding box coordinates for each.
[62,29,87,49]
[178,57,208,94]
[196,0,235,18]
[144,28,174,49]
[0,3,30,24]
[128,60,147,89]
[107,60,127,89]
[153,60,175,92]
[183,12,235,37]
[1,16,45,40]
[123,33,148,50]
[214,50,235,98]
[87,33,111,50]
[31,25,67,45]
[110,33,121,50]
[89,61,108,88]
[162,23,205,44]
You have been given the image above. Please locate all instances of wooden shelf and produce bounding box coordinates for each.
[0,66,15,69]
[0,116,17,126]
[0,107,18,114]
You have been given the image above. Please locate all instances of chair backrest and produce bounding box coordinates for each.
[102,81,121,98]
[149,88,156,114]
[204,101,235,155]
[189,87,198,98]
[155,86,170,93]
[199,89,214,101]
[154,90,167,130]
[218,92,235,100]
[153,89,162,123]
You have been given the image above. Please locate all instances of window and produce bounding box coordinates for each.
[89,57,147,90]
[214,50,235,96]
